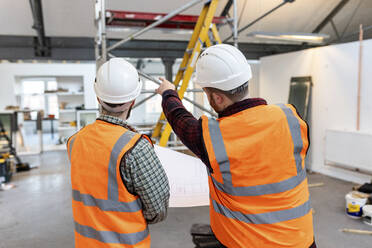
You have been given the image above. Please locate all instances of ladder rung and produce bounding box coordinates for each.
[180,67,187,71]
[186,48,194,54]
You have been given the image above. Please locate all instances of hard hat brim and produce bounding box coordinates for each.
[195,70,251,91]
[94,80,143,104]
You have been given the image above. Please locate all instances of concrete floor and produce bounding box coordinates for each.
[0,151,371,248]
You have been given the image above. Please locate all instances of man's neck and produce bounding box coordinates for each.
[218,97,267,118]
[116,112,128,121]
[220,94,250,112]
[100,111,128,122]
[241,93,251,101]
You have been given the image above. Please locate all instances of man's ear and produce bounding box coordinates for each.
[212,92,225,105]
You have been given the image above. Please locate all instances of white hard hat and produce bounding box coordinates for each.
[94,58,142,104]
[195,44,252,91]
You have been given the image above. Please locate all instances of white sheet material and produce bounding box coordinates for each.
[154,145,210,208]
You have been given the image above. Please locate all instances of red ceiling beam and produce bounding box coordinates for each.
[106,10,225,30]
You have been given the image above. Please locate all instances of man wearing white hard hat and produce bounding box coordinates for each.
[67,58,169,248]
[157,44,315,248]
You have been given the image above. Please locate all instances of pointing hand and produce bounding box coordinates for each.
[156,77,176,95]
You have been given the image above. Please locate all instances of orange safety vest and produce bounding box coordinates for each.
[201,104,314,248]
[67,120,150,248]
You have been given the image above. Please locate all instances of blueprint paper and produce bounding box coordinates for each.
[154,145,210,207]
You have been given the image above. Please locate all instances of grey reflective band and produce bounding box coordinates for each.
[206,104,306,196]
[208,118,232,185]
[72,190,142,212]
[212,198,311,225]
[107,131,137,201]
[210,168,307,196]
[277,104,304,173]
[67,136,76,161]
[75,221,149,245]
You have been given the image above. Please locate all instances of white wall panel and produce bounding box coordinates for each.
[259,39,372,184]
[325,130,372,173]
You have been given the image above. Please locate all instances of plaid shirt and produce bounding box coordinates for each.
[97,115,170,224]
[161,89,267,170]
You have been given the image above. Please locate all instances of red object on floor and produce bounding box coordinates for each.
[106,10,225,30]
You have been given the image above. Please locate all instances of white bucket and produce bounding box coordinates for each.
[362,205,372,226]
[345,191,368,219]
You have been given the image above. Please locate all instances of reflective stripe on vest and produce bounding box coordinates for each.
[107,131,136,201]
[207,104,310,224]
[212,198,311,225]
[75,222,149,245]
[72,189,142,212]
[67,135,76,161]
[277,104,304,173]
[207,104,307,197]
[69,130,148,244]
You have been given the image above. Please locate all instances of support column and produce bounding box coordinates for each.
[36,111,43,153]
[29,0,51,57]
[95,0,107,71]
[233,0,238,48]
[161,57,175,82]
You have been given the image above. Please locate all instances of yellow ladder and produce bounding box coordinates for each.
[152,0,222,147]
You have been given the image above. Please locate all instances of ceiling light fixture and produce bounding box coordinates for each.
[247,31,330,44]
[106,26,132,32]
[161,29,193,35]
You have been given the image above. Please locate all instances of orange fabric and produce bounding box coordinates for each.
[201,118,224,184]
[209,177,310,214]
[142,135,153,146]
[68,120,150,248]
[67,132,78,159]
[72,201,146,233]
[202,104,314,248]
[210,209,313,248]
[75,232,151,248]
[287,105,309,171]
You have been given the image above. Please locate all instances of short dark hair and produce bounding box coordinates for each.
[101,101,126,117]
[103,102,125,109]
[205,81,249,102]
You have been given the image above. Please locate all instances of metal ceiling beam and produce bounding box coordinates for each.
[223,0,295,42]
[0,36,315,61]
[29,0,50,57]
[330,20,341,40]
[107,0,206,52]
[312,0,350,33]
[337,24,372,43]
[220,0,233,16]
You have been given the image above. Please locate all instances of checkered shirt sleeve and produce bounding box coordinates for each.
[121,138,170,224]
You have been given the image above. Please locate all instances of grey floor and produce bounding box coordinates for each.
[0,151,371,248]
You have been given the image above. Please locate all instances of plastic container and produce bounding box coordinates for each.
[345,191,368,219]
[362,205,372,226]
